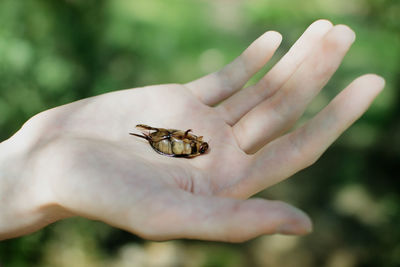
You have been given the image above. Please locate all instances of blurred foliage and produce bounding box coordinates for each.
[1,0,399,266]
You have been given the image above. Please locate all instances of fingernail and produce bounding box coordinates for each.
[375,75,386,88]
[362,74,386,92]
[277,212,313,235]
[263,31,283,45]
[312,19,333,30]
[335,24,356,43]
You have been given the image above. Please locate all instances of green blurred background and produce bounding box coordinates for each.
[0,0,399,266]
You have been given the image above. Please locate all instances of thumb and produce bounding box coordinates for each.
[137,191,312,242]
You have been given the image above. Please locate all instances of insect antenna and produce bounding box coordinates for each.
[129,133,150,140]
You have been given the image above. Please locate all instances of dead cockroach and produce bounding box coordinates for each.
[130,124,209,158]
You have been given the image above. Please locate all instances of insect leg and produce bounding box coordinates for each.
[150,135,170,142]
[136,124,159,132]
[129,133,150,140]
[184,129,192,137]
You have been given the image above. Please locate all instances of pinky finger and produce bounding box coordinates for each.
[232,74,384,198]
[282,74,385,171]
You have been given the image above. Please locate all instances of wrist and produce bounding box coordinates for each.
[0,133,68,240]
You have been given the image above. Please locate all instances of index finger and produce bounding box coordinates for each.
[185,31,282,106]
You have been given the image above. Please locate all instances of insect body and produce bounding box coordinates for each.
[130,124,209,158]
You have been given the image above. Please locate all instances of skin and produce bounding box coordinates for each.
[0,20,385,242]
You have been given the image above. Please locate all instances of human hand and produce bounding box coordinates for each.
[0,20,384,242]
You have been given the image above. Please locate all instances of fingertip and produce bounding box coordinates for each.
[361,73,385,89]
[263,30,283,44]
[375,75,386,88]
[274,202,313,235]
[256,31,283,50]
[295,210,313,235]
[307,19,334,36]
[241,30,282,71]
[311,19,333,29]
[332,24,356,43]
[351,74,386,98]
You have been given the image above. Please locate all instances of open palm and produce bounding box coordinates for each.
[8,20,384,242]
